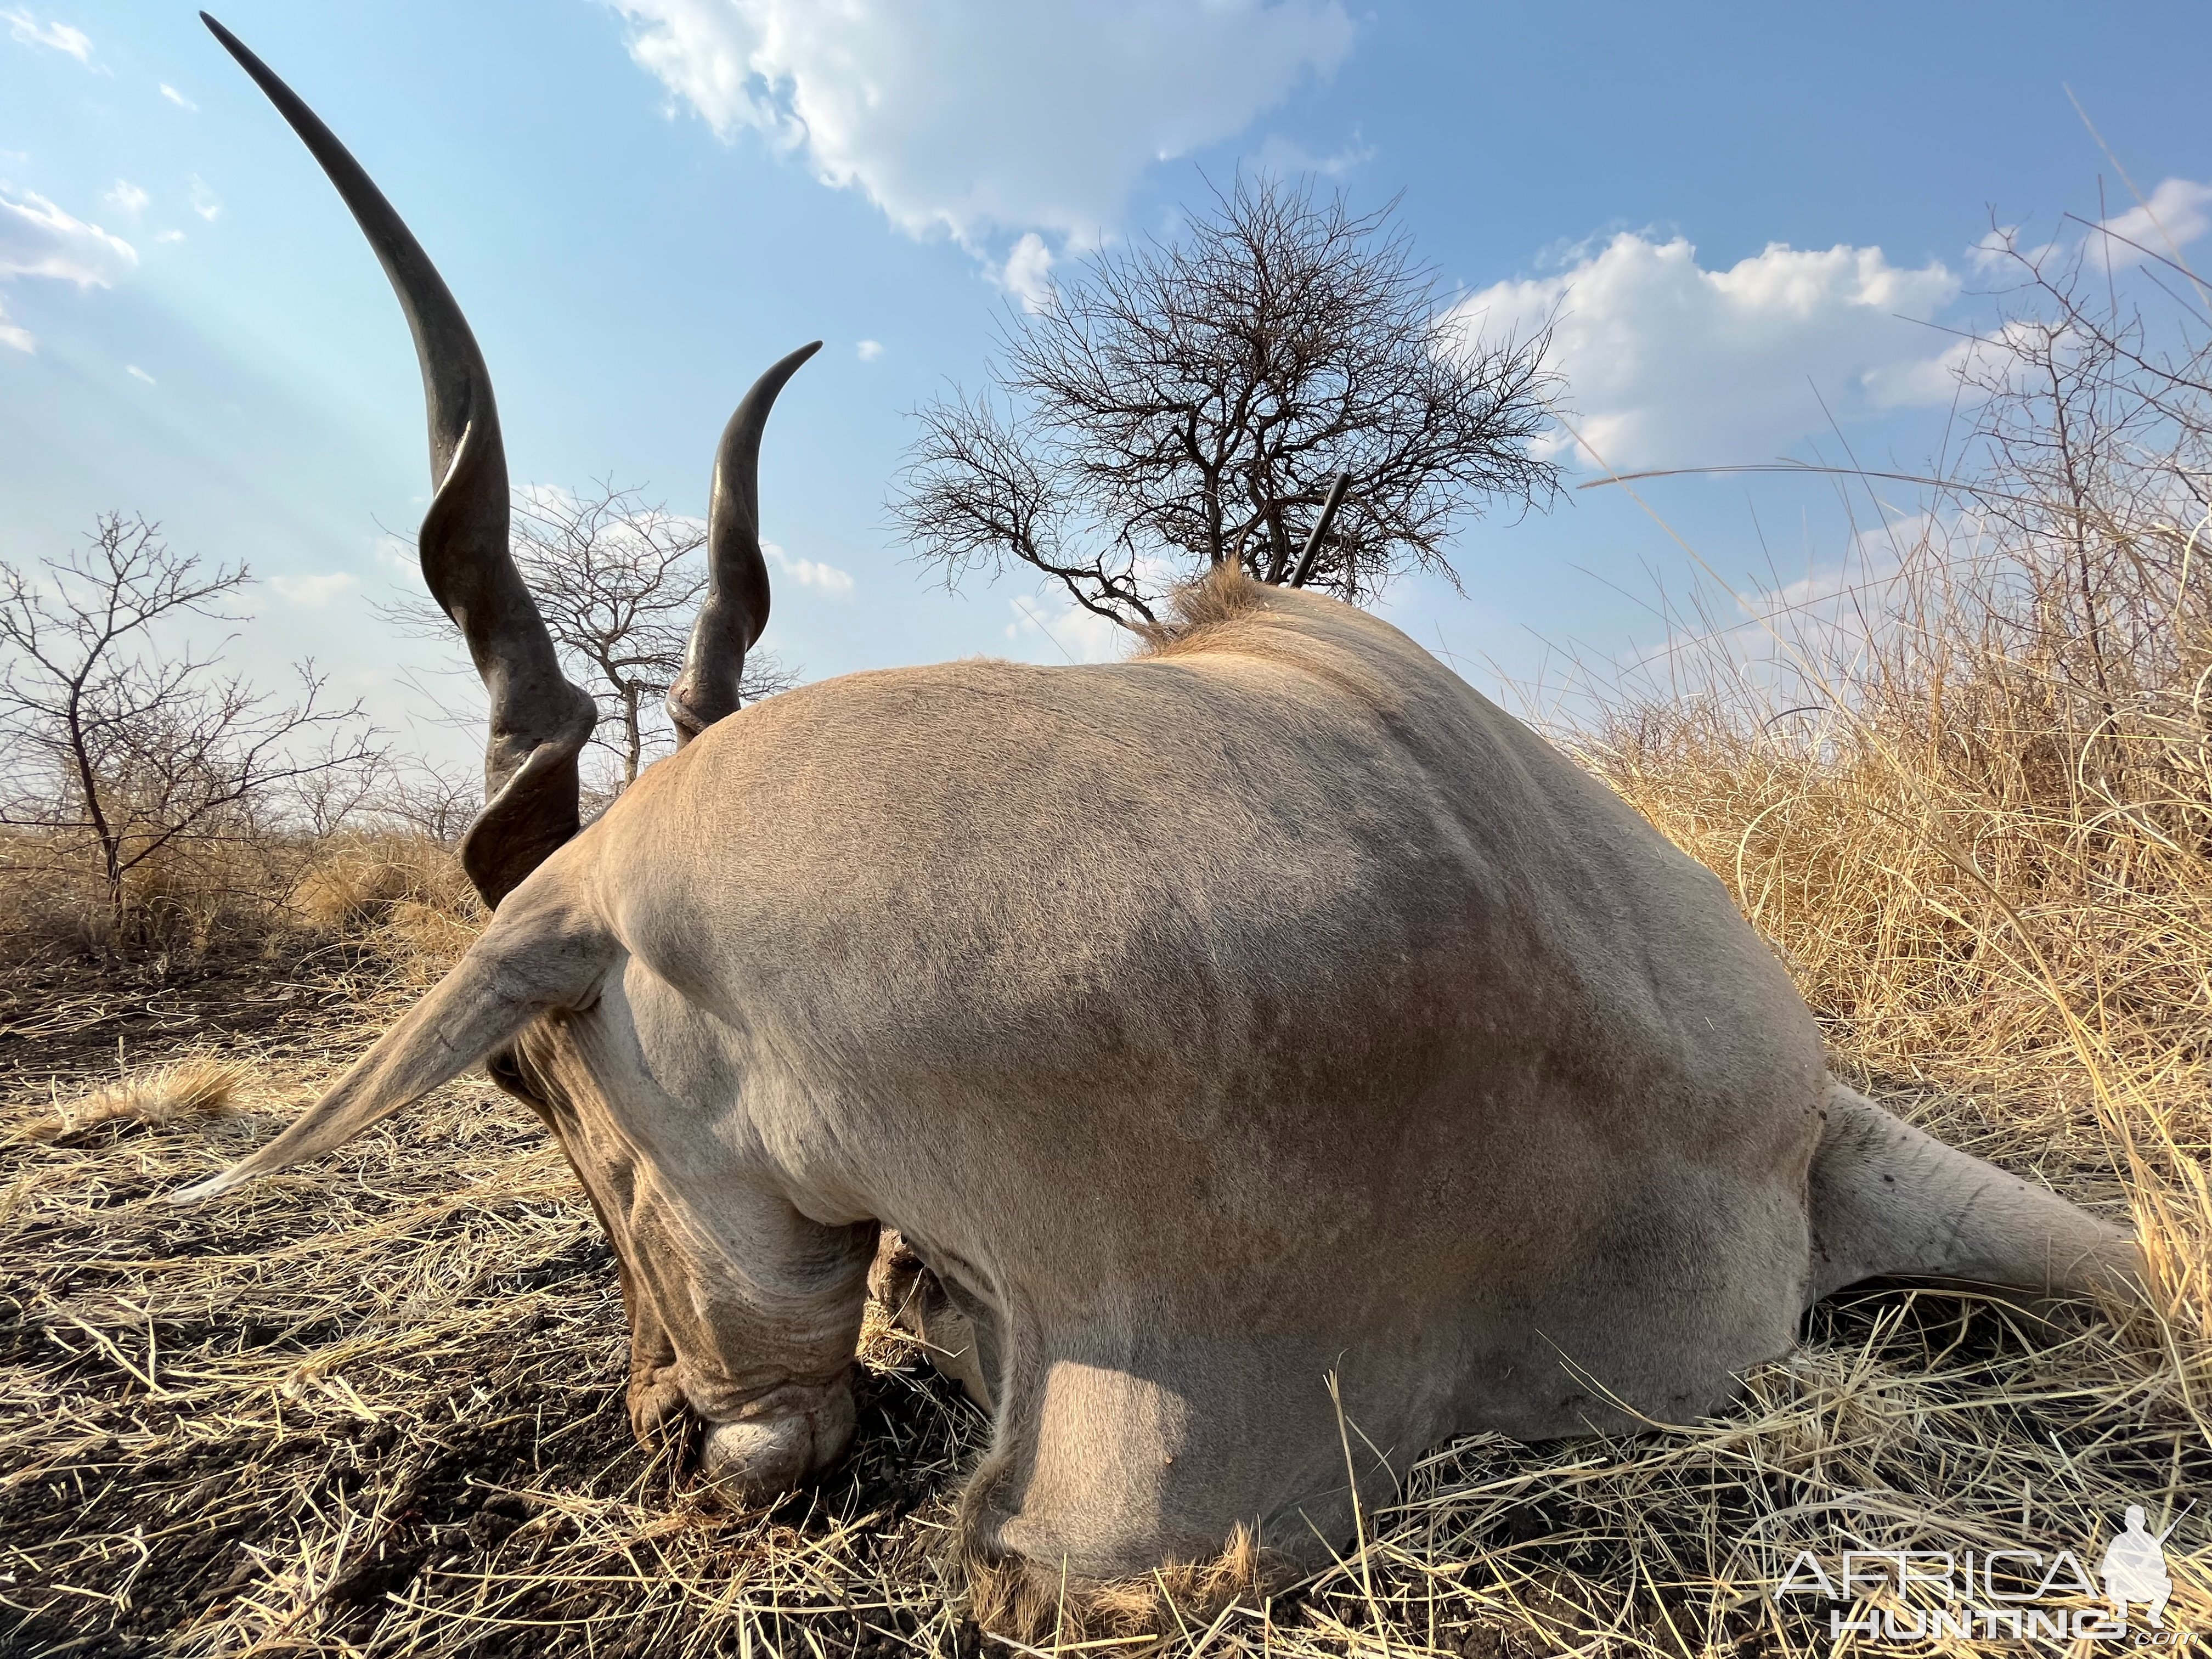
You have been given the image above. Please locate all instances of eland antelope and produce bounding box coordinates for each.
[179,15,2137,1583]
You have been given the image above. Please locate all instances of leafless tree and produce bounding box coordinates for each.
[290,735,396,840]
[374,755,480,845]
[383,481,795,789]
[1919,217,2212,840]
[0,514,385,941]
[891,174,1563,629]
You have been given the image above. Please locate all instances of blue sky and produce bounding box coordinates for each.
[3,1,2208,769]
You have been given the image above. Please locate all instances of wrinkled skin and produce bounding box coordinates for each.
[184,577,2136,1578]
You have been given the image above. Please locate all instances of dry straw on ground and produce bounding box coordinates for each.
[16,1055,252,1145]
[3,228,2208,1655]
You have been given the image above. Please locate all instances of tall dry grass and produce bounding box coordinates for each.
[0,813,481,973]
[1550,231,2212,1397]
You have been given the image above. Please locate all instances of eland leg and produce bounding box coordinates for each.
[1807,1079,2141,1307]
[870,1231,995,1411]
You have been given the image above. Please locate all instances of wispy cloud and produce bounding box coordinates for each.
[1002,590,1126,664]
[855,338,883,362]
[0,298,31,353]
[2091,176,2212,271]
[0,185,137,286]
[2,8,91,65]
[993,232,1054,312]
[1972,176,2212,279]
[187,174,222,223]
[154,228,185,245]
[125,364,155,385]
[271,572,360,607]
[159,82,197,111]
[763,540,855,597]
[103,179,149,216]
[1250,126,1375,179]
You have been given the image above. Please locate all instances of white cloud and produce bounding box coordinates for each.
[1250,126,1374,179]
[855,337,883,362]
[159,82,196,111]
[1002,591,1127,664]
[1968,176,2212,281]
[125,363,154,385]
[1965,224,2019,276]
[1448,232,1960,472]
[2,8,90,64]
[1914,180,2212,407]
[0,298,30,353]
[0,185,137,286]
[187,173,222,222]
[994,232,1054,312]
[154,228,185,244]
[763,539,854,597]
[271,571,359,607]
[607,0,1353,258]
[103,178,148,216]
[2090,177,2212,271]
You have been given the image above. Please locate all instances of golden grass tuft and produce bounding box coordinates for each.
[1135,561,1271,657]
[19,1052,255,1142]
[290,832,479,941]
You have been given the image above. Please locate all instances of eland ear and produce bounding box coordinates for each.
[203,14,596,907]
[170,866,614,1203]
[667,341,821,744]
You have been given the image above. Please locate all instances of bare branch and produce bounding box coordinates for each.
[379,479,800,791]
[891,175,1562,624]
[0,514,388,946]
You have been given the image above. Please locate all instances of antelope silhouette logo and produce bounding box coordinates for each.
[2100,1507,2176,1629]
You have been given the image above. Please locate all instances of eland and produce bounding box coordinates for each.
[179,15,2137,1583]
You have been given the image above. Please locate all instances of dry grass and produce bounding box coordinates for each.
[3,224,2209,1656]
[16,1054,253,1144]
[287,834,477,939]
[1,796,477,970]
[0,825,289,964]
[4,988,2203,1657]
